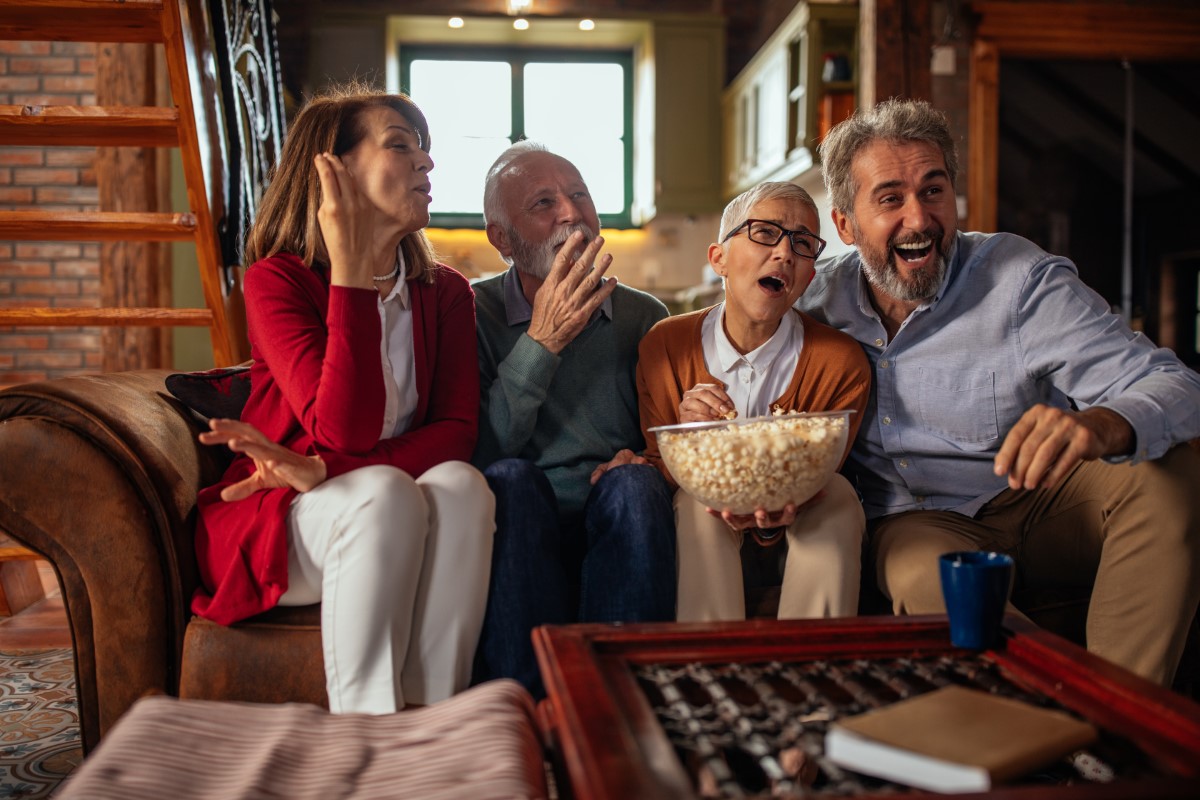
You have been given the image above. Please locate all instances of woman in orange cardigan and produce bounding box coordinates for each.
[637,182,870,620]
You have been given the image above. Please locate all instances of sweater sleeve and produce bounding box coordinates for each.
[475,330,562,465]
[637,319,688,489]
[244,257,384,454]
[319,270,481,480]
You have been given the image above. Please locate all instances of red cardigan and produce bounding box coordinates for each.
[192,253,480,625]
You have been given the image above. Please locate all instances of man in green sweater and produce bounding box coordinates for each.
[472,142,676,696]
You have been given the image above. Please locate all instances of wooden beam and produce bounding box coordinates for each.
[865,0,933,103]
[0,211,197,241]
[972,1,1200,61]
[0,308,213,326]
[164,0,241,366]
[0,104,179,147]
[0,0,164,43]
[97,41,172,371]
[968,38,999,233]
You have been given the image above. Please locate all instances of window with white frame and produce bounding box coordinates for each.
[400,45,633,228]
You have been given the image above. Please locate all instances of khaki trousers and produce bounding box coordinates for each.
[675,473,864,621]
[869,445,1200,686]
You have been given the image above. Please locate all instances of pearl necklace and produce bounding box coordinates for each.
[372,262,400,282]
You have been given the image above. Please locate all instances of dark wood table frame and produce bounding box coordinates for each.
[533,614,1200,799]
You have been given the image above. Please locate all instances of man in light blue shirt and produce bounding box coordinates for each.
[798,98,1200,686]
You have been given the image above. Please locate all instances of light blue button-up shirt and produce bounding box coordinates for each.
[798,231,1200,519]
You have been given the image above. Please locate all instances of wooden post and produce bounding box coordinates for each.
[96,42,172,371]
[967,37,999,233]
[862,0,933,104]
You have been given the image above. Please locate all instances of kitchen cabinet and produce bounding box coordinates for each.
[722,1,858,199]
[648,15,726,218]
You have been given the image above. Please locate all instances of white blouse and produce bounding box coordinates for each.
[377,252,418,440]
[700,302,803,418]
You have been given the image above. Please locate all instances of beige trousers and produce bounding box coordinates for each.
[675,473,865,621]
[869,445,1200,686]
[281,462,495,713]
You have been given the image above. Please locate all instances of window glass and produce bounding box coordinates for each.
[410,60,511,216]
[524,62,625,215]
[402,47,632,227]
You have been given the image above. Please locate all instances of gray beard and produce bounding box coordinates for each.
[857,229,947,303]
[509,222,597,280]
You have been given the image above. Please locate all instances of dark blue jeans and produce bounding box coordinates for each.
[475,458,676,697]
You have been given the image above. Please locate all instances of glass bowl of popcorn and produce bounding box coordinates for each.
[649,410,852,515]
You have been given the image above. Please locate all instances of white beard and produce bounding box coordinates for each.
[509,222,597,280]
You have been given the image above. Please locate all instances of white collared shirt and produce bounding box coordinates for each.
[378,253,418,439]
[700,303,803,418]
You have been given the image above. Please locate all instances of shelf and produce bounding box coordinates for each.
[722,2,858,198]
[821,79,855,92]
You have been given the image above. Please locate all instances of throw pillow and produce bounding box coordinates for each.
[165,362,252,421]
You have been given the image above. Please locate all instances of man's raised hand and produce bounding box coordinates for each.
[527,231,617,354]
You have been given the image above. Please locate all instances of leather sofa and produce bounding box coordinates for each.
[0,370,325,753]
[1,370,1195,753]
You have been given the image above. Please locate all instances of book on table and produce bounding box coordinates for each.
[823,685,1099,793]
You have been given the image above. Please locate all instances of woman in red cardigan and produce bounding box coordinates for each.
[193,87,494,713]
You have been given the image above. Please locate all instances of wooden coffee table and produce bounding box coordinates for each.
[533,615,1200,798]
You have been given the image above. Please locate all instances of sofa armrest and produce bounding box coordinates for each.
[0,370,228,750]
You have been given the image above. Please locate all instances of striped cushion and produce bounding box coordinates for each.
[58,680,548,799]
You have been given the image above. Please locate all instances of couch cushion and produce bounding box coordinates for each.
[165,363,252,420]
[179,609,326,707]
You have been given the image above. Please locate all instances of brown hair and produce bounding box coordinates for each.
[244,84,439,284]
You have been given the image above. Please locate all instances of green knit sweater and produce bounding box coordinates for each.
[473,270,669,515]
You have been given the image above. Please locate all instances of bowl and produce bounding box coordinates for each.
[649,410,852,515]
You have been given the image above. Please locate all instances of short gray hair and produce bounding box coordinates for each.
[819,98,958,216]
[482,140,549,228]
[718,181,820,246]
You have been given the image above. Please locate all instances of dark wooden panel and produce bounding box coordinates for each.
[0,0,164,43]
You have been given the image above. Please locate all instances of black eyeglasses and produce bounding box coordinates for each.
[721,219,827,260]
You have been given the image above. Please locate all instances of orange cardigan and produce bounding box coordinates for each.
[636,306,871,488]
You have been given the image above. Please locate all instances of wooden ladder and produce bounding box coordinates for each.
[0,0,248,366]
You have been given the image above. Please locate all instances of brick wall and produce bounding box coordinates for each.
[0,41,101,389]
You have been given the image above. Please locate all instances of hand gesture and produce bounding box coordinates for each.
[707,489,827,533]
[680,382,735,423]
[993,404,1134,491]
[314,152,377,289]
[527,231,617,354]
[200,418,328,502]
[589,448,647,485]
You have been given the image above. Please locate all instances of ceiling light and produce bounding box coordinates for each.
[513,18,530,30]
[448,17,464,29]
[579,19,595,31]
[507,0,533,15]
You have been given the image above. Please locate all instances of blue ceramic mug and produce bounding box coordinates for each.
[938,551,1015,649]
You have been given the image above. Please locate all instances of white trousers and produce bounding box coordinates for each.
[675,472,864,621]
[279,462,495,713]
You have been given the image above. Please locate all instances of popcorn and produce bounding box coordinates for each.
[652,411,850,516]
